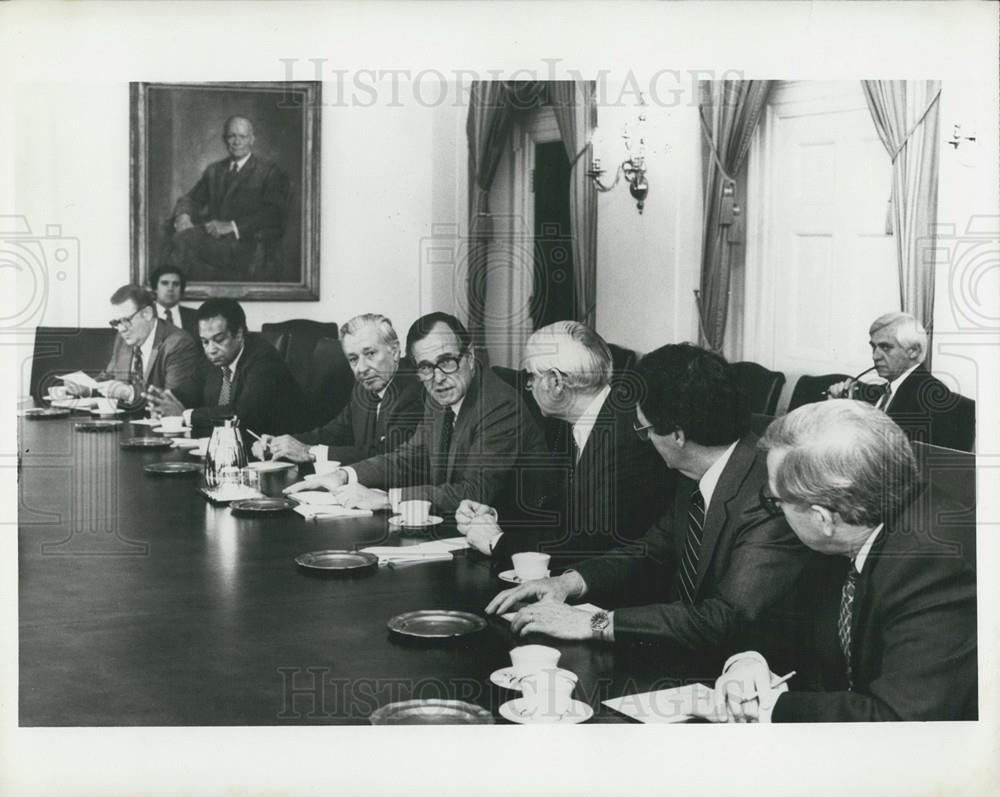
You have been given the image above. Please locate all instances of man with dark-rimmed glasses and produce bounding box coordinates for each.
[486,342,821,673]
[65,283,201,411]
[285,312,547,516]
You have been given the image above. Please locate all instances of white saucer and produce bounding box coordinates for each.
[489,666,575,692]
[499,698,593,724]
[498,569,550,584]
[91,409,125,416]
[388,514,444,529]
[152,427,187,435]
[188,450,207,459]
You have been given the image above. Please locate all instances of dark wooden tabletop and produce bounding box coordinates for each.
[18,414,701,726]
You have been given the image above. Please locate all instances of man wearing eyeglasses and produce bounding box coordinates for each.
[713,401,976,722]
[64,284,202,411]
[486,343,819,670]
[284,312,547,516]
[455,321,671,564]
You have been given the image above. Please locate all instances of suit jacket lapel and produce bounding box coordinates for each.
[225,154,254,199]
[146,321,167,380]
[693,438,755,593]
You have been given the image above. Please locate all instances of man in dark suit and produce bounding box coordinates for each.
[166,115,290,281]
[146,298,309,436]
[284,312,548,516]
[65,284,202,412]
[828,312,974,451]
[715,400,977,722]
[149,264,199,340]
[455,321,671,565]
[254,313,425,466]
[486,344,817,665]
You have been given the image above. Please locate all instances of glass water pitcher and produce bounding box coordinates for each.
[204,417,247,489]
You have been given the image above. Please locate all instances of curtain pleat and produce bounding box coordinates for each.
[697,80,773,353]
[861,80,941,365]
[549,81,598,327]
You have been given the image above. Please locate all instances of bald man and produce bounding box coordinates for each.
[167,114,291,281]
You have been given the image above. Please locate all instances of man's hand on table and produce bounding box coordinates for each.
[455,499,502,555]
[485,571,586,616]
[145,385,185,418]
[713,653,785,723]
[260,434,313,463]
[508,600,598,640]
[329,484,390,511]
[103,380,134,403]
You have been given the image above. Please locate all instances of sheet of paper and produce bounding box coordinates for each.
[130,418,161,427]
[57,371,98,389]
[292,505,374,520]
[499,602,604,624]
[602,683,721,724]
[49,398,97,410]
[289,490,341,506]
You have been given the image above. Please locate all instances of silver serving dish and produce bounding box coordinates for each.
[386,609,487,639]
[369,699,494,725]
[230,497,297,513]
[295,550,378,573]
[21,408,71,419]
[144,461,202,475]
[75,420,122,432]
[120,437,174,450]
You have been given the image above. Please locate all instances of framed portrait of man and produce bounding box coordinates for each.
[130,81,321,300]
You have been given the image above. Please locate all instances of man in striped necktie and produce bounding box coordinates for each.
[487,343,816,668]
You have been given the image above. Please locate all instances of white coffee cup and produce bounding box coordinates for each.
[159,415,185,432]
[509,644,561,679]
[519,669,578,719]
[511,552,551,582]
[399,499,432,525]
[312,459,341,476]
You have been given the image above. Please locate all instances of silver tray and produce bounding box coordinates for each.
[144,461,202,475]
[230,497,297,513]
[386,609,487,638]
[21,408,71,419]
[75,420,122,432]
[120,437,174,450]
[370,699,494,725]
[295,550,378,572]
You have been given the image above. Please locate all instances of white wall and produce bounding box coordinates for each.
[595,79,702,354]
[13,80,468,349]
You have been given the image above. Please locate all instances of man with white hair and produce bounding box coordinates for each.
[456,321,670,562]
[714,401,976,722]
[828,311,972,451]
[256,313,424,466]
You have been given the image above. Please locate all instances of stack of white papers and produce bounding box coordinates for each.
[292,504,374,520]
[49,397,97,410]
[360,538,469,565]
[602,683,722,724]
[58,372,114,394]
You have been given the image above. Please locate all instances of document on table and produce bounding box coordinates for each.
[58,371,113,393]
[603,683,722,723]
[292,504,374,520]
[360,538,470,564]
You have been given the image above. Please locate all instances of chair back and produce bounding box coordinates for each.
[28,326,117,403]
[952,394,976,453]
[260,320,346,427]
[732,361,786,416]
[788,373,851,411]
[911,440,976,569]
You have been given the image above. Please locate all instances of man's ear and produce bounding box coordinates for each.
[673,427,687,448]
[905,344,922,363]
[812,505,838,539]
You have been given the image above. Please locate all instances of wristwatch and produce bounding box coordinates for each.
[590,610,610,639]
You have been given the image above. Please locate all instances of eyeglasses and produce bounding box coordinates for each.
[415,351,466,381]
[523,368,565,391]
[633,420,655,441]
[108,307,146,330]
[758,486,785,518]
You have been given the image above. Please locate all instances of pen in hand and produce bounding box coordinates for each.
[739,670,796,703]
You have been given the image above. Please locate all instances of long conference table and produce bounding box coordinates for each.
[18,413,703,726]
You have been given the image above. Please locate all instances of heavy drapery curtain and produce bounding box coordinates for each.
[697,80,772,352]
[861,80,941,358]
[465,82,546,345]
[549,81,598,328]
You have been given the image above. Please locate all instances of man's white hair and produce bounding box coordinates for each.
[870,312,927,362]
[523,321,613,392]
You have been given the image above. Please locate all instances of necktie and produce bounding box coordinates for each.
[218,366,233,406]
[130,347,145,398]
[876,383,893,411]
[438,407,455,470]
[224,161,238,191]
[678,488,706,605]
[838,566,858,689]
[163,308,175,326]
[372,391,383,421]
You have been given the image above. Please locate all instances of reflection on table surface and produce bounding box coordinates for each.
[18,415,711,726]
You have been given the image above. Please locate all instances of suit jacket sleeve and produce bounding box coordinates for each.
[772,552,977,722]
[297,400,356,449]
[350,407,434,492]
[162,332,203,409]
[575,508,808,653]
[174,169,211,221]
[231,161,289,237]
